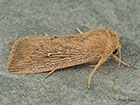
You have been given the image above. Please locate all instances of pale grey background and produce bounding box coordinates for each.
[0,0,140,105]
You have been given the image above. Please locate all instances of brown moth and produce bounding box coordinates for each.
[7,27,136,89]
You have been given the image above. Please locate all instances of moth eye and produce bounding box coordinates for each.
[40,44,43,47]
[113,49,118,54]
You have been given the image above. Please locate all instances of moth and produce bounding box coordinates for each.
[7,27,136,89]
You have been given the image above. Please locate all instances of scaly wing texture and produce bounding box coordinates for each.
[7,30,109,74]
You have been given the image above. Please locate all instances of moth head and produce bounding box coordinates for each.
[106,31,121,55]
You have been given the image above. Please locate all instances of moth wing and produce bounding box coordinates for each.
[8,40,17,48]
[7,35,101,74]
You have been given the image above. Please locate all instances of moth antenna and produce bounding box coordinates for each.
[96,17,115,32]
[112,49,121,93]
[111,54,136,70]
[111,52,136,93]
[76,26,83,34]
[96,17,124,41]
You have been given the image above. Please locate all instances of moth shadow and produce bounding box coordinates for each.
[120,36,140,67]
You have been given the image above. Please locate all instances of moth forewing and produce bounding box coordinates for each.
[7,30,106,74]
[7,29,136,89]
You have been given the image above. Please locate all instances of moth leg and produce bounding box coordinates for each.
[76,26,83,34]
[45,70,55,78]
[112,54,136,70]
[88,58,107,89]
[89,65,95,67]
